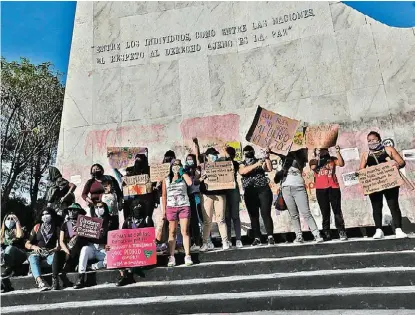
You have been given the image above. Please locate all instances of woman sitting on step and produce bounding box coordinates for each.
[74,202,115,289]
[25,208,61,291]
[1,212,27,278]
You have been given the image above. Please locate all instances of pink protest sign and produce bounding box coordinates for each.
[106,228,157,269]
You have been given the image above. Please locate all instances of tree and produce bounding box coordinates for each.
[1,57,64,210]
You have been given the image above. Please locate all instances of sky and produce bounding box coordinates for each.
[1,1,76,84]
[1,1,414,86]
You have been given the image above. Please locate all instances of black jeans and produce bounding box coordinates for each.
[369,187,402,229]
[189,193,202,246]
[244,186,274,238]
[52,249,79,275]
[316,188,345,234]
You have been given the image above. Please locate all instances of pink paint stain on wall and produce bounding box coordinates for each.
[180,114,240,141]
[84,124,166,156]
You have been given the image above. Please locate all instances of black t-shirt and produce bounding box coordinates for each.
[28,224,59,249]
[240,159,269,190]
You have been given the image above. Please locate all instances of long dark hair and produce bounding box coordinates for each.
[35,207,59,228]
[168,159,182,183]
[133,154,149,175]
[367,131,382,141]
[163,150,176,164]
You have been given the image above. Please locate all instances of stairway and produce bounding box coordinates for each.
[1,236,415,314]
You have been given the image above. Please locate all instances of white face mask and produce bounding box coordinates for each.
[96,207,105,217]
[5,219,15,230]
[186,160,194,166]
[209,154,218,162]
[42,214,52,223]
[172,165,181,174]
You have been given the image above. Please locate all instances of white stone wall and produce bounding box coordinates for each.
[58,1,415,233]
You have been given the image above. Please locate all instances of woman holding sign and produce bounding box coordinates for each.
[239,145,275,246]
[162,159,194,267]
[359,131,407,239]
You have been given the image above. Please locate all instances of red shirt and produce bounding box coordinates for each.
[310,157,340,189]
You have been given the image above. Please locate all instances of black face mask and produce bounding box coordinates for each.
[92,170,103,178]
[244,151,255,159]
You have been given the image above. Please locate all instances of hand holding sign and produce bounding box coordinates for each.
[76,215,103,239]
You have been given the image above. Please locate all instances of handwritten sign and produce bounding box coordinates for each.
[123,175,149,186]
[107,147,147,169]
[292,128,306,151]
[342,172,359,187]
[150,164,170,182]
[246,106,300,155]
[205,161,235,191]
[76,215,103,239]
[305,124,339,149]
[226,141,243,161]
[106,228,157,269]
[357,162,403,195]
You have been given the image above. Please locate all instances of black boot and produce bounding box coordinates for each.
[73,273,85,289]
[52,276,60,290]
[1,267,14,278]
[60,273,73,288]
[116,271,133,287]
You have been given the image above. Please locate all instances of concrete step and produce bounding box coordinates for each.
[5,249,414,291]
[2,267,415,307]
[2,286,415,314]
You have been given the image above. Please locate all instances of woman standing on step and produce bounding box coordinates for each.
[25,208,61,291]
[359,131,407,239]
[274,149,323,243]
[309,146,348,241]
[162,159,194,267]
[239,145,275,246]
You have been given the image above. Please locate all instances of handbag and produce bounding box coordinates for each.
[274,187,287,211]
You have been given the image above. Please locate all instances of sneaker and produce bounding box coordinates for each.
[339,230,348,241]
[190,244,200,252]
[267,236,275,246]
[228,241,233,248]
[156,243,168,253]
[293,235,304,244]
[184,255,193,266]
[236,240,243,248]
[200,243,209,252]
[167,256,176,267]
[37,279,50,292]
[251,238,262,246]
[373,228,384,239]
[207,241,215,250]
[314,235,324,243]
[395,228,408,239]
[73,274,85,289]
[222,241,230,250]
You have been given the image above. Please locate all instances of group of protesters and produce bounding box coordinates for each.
[1,131,409,293]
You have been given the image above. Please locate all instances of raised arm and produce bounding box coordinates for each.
[334,145,345,167]
[193,138,201,166]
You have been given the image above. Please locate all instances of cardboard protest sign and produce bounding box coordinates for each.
[357,162,404,195]
[340,148,360,161]
[150,163,170,182]
[106,228,157,269]
[226,141,243,161]
[122,174,152,196]
[76,215,103,239]
[107,147,147,170]
[292,128,306,151]
[342,172,359,186]
[205,161,235,191]
[246,106,300,155]
[305,124,339,149]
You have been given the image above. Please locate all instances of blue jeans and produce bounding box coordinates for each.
[28,253,55,279]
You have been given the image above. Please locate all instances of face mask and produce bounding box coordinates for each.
[5,219,15,230]
[368,141,383,151]
[186,160,194,167]
[68,210,78,220]
[244,151,255,159]
[209,154,218,162]
[172,165,181,174]
[42,214,52,223]
[96,207,105,217]
[92,170,103,178]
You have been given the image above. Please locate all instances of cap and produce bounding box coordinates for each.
[205,147,219,156]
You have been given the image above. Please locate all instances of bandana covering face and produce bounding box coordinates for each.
[368,141,384,151]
